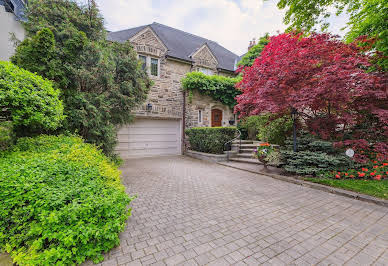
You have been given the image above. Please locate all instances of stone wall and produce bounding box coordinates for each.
[185,90,235,128]
[134,58,190,119]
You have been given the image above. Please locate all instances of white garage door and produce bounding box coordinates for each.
[116,118,182,158]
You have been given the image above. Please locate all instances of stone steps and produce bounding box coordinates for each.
[229,157,263,165]
[234,153,254,159]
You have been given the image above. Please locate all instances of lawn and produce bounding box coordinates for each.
[304,178,388,200]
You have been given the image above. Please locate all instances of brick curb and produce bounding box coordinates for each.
[217,162,388,208]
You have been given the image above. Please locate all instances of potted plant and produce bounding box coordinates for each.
[254,142,274,169]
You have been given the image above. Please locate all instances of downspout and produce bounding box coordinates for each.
[182,89,186,155]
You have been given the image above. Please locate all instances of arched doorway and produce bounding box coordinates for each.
[211,109,222,127]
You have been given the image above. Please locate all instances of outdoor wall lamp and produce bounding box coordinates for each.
[146,103,152,112]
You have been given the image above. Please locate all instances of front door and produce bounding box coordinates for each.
[211,109,222,127]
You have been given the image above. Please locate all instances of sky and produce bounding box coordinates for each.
[94,0,349,56]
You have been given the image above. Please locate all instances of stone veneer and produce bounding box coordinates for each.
[129,26,236,128]
[185,90,235,128]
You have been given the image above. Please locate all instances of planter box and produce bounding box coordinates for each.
[185,150,231,163]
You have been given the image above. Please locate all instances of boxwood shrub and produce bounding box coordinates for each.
[0,61,64,133]
[185,127,236,154]
[0,135,132,265]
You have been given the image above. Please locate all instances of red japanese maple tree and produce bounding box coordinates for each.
[235,32,387,143]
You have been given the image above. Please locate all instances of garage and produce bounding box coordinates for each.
[116,118,182,158]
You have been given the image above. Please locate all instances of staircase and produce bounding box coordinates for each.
[229,140,263,164]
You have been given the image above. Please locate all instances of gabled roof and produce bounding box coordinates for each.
[108,22,239,72]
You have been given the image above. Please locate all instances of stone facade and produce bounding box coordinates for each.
[191,44,218,70]
[185,90,235,128]
[128,26,236,129]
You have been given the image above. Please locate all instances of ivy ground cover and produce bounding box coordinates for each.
[0,135,132,265]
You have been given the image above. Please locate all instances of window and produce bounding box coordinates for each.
[139,55,147,70]
[199,67,213,76]
[198,110,202,123]
[150,58,159,76]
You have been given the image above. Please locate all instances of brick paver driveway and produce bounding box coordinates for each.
[99,156,388,266]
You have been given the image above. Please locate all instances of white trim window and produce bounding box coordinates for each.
[198,110,203,124]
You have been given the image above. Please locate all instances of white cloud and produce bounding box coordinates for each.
[94,0,348,55]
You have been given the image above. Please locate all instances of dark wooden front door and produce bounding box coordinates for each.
[211,109,222,127]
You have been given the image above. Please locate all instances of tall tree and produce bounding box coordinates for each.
[12,0,151,154]
[237,34,270,67]
[235,32,387,142]
[275,0,388,69]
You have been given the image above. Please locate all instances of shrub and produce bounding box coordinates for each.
[257,116,293,145]
[0,121,14,151]
[185,127,237,154]
[0,61,64,133]
[239,115,267,140]
[0,135,132,265]
[280,132,353,176]
[239,114,292,145]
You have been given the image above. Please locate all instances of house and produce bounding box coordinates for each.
[0,0,26,61]
[108,22,240,158]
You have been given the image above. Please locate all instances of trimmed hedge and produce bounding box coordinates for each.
[0,135,132,265]
[0,61,64,132]
[185,127,236,154]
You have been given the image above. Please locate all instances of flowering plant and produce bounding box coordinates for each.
[326,161,388,181]
[254,143,275,168]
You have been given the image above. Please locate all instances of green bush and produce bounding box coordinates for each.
[280,132,353,176]
[257,116,293,145]
[239,114,292,145]
[0,121,14,151]
[0,135,132,265]
[0,61,64,133]
[185,127,237,154]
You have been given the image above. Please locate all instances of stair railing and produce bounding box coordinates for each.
[224,128,242,161]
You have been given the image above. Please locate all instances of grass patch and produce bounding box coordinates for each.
[304,178,388,199]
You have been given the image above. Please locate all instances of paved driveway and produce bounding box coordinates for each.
[98,156,388,266]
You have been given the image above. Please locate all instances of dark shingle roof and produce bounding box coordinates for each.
[108,22,239,72]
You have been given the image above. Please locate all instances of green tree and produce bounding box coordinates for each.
[237,34,269,67]
[12,0,151,154]
[274,0,388,69]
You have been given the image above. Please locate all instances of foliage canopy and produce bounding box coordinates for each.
[237,34,270,67]
[12,0,151,154]
[235,32,387,144]
[275,0,388,69]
